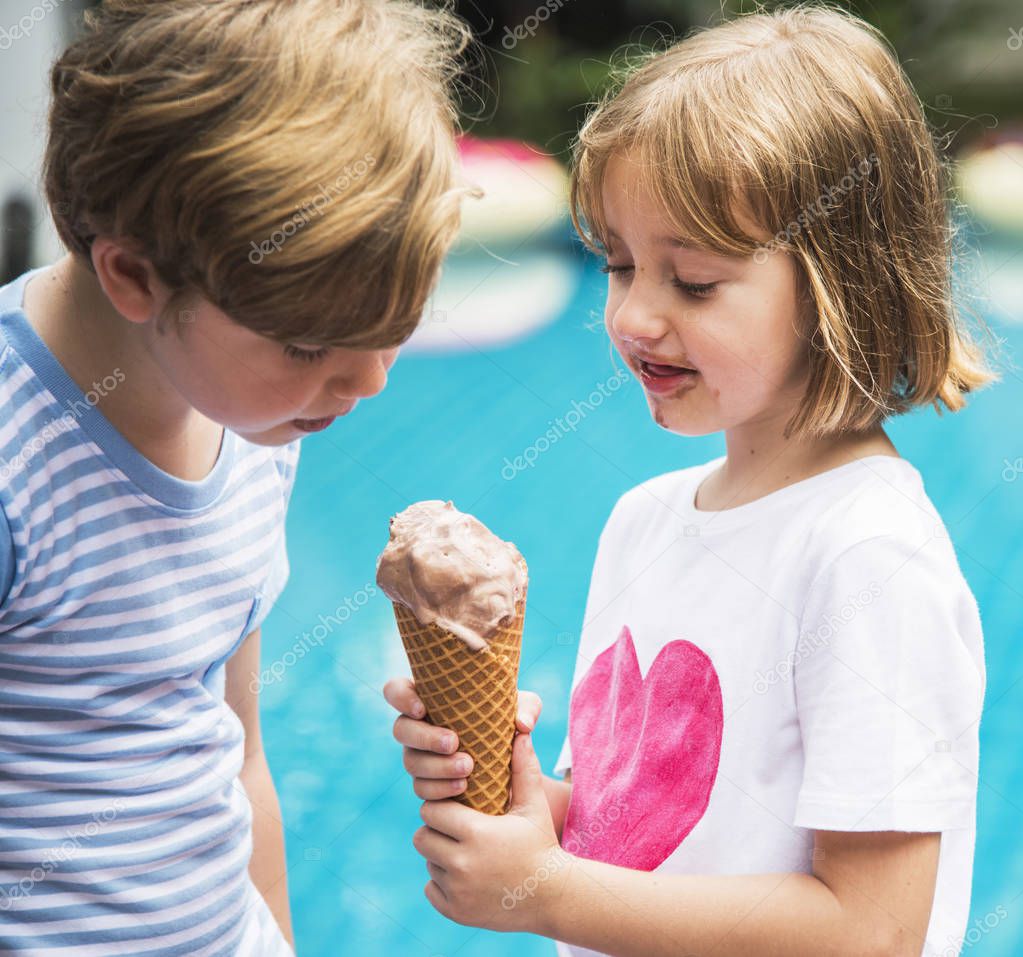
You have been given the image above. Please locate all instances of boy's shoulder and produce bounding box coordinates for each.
[0,268,69,484]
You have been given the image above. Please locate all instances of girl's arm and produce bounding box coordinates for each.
[226,628,295,950]
[414,734,940,957]
[543,828,940,957]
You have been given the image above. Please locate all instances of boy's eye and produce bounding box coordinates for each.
[284,343,330,363]
[671,279,718,297]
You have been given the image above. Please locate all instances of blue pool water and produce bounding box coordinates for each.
[261,235,1023,956]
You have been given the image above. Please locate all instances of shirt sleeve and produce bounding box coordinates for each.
[0,501,14,612]
[792,531,984,832]
[248,531,290,634]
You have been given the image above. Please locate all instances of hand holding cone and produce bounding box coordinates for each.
[377,501,528,815]
[393,598,523,814]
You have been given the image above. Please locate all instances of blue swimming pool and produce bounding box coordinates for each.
[260,233,1023,956]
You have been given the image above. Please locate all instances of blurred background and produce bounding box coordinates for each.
[1,1,1021,955]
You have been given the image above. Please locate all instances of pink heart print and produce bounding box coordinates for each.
[561,626,723,871]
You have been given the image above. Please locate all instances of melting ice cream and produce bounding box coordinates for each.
[375,500,528,651]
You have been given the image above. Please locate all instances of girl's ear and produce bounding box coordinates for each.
[791,257,818,343]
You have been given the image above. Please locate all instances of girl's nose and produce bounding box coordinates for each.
[609,284,673,343]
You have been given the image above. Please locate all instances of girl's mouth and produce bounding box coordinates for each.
[636,359,700,396]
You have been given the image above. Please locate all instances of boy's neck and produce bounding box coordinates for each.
[696,415,899,511]
[22,255,224,482]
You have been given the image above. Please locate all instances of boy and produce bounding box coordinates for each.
[0,0,469,952]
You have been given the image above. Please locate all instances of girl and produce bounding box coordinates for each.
[384,5,996,957]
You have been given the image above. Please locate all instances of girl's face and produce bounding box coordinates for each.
[601,154,812,438]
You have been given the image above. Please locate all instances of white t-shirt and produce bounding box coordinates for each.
[553,454,983,957]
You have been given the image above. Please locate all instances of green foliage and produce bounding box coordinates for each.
[462,0,1022,151]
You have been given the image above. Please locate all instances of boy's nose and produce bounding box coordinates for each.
[328,350,393,399]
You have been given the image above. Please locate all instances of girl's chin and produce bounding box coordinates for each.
[648,408,713,437]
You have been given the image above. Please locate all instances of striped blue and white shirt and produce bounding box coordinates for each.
[0,266,299,955]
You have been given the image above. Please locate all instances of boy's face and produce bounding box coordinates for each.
[600,154,812,438]
[152,295,398,447]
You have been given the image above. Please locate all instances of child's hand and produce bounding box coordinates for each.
[382,676,543,800]
[413,732,568,933]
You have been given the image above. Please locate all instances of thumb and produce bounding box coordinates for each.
[509,732,546,816]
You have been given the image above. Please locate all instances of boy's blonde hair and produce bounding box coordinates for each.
[44,0,471,349]
[571,3,998,438]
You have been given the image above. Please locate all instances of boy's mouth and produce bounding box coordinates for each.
[293,416,336,433]
[635,358,700,395]
[292,401,358,433]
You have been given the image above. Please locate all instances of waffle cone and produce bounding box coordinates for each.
[393,597,525,815]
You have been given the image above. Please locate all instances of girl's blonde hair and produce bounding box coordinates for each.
[44,0,472,349]
[571,3,999,438]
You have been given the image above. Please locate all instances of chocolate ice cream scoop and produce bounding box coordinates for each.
[375,500,528,651]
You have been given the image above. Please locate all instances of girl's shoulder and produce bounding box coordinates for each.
[609,455,724,520]
[602,452,951,566]
[784,458,973,613]
[810,455,943,555]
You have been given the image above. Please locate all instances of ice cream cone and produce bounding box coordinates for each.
[393,596,525,815]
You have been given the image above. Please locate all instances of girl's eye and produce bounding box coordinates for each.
[284,343,330,363]
[672,279,718,298]
[601,263,717,298]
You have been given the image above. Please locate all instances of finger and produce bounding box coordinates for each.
[426,860,447,879]
[403,748,473,780]
[424,879,452,919]
[382,676,426,718]
[509,732,546,814]
[516,690,543,732]
[393,715,459,753]
[413,777,468,801]
[412,823,459,866]
[420,796,478,840]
